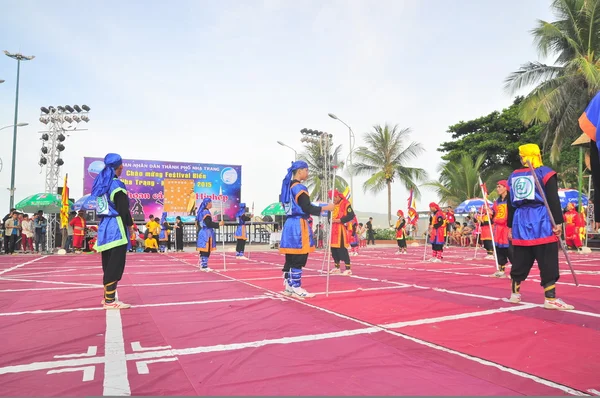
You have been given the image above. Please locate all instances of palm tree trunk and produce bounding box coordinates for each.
[387,181,392,227]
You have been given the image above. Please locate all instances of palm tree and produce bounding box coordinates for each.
[505,0,600,162]
[351,124,427,226]
[299,141,349,200]
[425,154,511,206]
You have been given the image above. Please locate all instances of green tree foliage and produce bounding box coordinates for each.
[438,96,583,192]
[299,141,349,201]
[504,0,600,162]
[439,97,543,172]
[352,124,427,226]
[425,154,509,206]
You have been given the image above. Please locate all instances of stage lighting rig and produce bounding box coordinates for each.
[37,104,91,193]
[37,103,91,255]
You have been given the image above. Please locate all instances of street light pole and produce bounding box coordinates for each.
[4,51,35,209]
[328,113,355,207]
[277,141,298,161]
[0,123,29,132]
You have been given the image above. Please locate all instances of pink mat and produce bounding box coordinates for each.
[0,246,598,396]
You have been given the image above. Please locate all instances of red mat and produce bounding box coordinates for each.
[0,246,598,396]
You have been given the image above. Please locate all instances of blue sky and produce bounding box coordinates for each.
[0,0,554,222]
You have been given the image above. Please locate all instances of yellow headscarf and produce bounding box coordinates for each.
[519,144,543,168]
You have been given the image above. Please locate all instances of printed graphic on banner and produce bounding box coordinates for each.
[83,157,242,222]
[164,179,196,213]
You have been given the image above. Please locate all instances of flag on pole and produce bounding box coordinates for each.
[60,174,70,229]
[407,189,418,225]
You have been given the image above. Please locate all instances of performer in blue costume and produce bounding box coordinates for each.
[279,161,334,299]
[234,203,252,259]
[579,92,600,231]
[196,198,224,271]
[92,153,134,310]
[506,144,573,310]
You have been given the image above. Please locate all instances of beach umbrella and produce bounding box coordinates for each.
[454,198,493,215]
[73,194,98,211]
[261,202,286,216]
[558,189,588,210]
[15,193,73,214]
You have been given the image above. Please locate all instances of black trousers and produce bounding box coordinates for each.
[510,243,560,287]
[331,247,351,265]
[367,231,375,244]
[432,243,444,251]
[175,230,183,251]
[7,234,18,254]
[102,244,128,285]
[483,240,494,254]
[495,245,513,266]
[397,239,407,248]
[282,253,308,272]
[144,248,157,253]
[331,233,350,265]
[236,239,246,252]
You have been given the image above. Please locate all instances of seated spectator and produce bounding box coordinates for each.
[144,232,158,253]
[461,222,473,247]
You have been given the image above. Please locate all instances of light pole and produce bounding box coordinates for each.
[5,50,35,209]
[0,123,28,132]
[277,141,298,160]
[328,113,355,207]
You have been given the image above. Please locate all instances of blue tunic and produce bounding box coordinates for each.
[235,217,247,240]
[508,166,558,246]
[279,182,315,254]
[95,178,130,252]
[196,209,217,252]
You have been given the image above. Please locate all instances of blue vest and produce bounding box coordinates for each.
[507,166,557,246]
[279,182,315,253]
[196,209,216,252]
[95,178,130,252]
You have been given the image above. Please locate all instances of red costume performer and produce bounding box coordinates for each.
[477,206,494,257]
[491,180,511,277]
[563,203,584,250]
[69,211,87,251]
[428,202,445,262]
[329,190,355,275]
[395,210,407,254]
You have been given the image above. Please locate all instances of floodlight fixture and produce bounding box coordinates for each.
[40,107,49,114]
[41,146,48,154]
[57,143,65,152]
[57,133,65,142]
[81,104,90,112]
[65,105,74,113]
[56,158,64,166]
[39,157,47,165]
[73,105,82,112]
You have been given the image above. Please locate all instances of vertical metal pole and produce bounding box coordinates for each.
[9,60,21,209]
[348,128,354,206]
[578,146,583,212]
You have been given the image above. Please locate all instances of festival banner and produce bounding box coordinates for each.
[83,157,242,223]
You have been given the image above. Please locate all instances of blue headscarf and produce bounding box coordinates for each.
[198,198,212,213]
[236,203,247,217]
[91,153,123,197]
[279,160,308,205]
